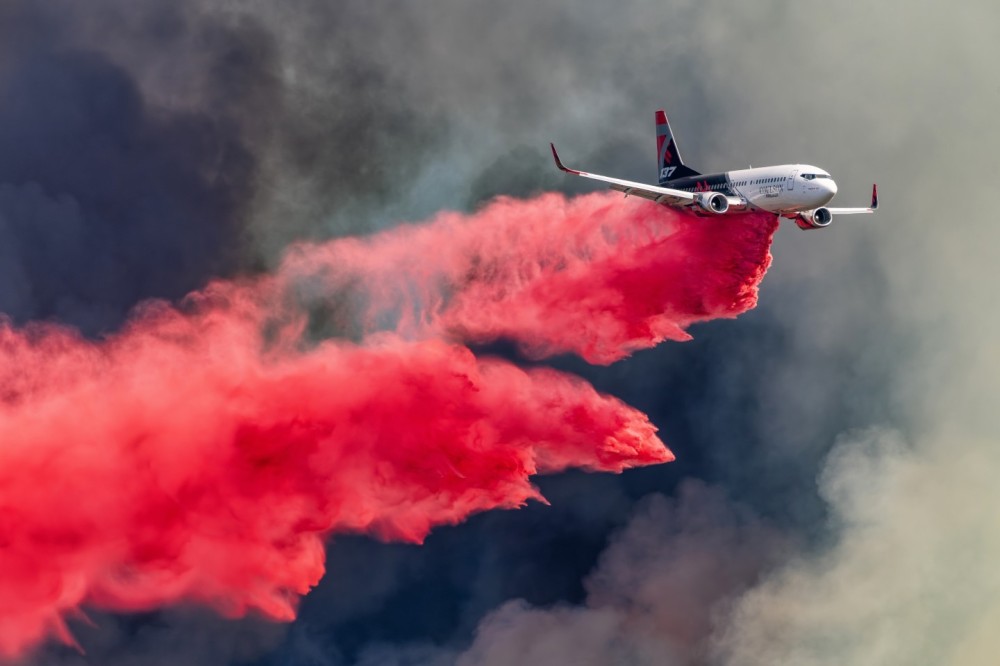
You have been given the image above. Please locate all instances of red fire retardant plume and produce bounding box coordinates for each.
[280,193,779,363]
[0,192,778,657]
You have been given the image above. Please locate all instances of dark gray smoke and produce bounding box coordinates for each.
[27,609,287,666]
[0,2,257,333]
[0,1,443,334]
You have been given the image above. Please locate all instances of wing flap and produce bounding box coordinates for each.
[609,183,692,206]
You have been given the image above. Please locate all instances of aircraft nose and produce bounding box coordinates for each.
[826,178,839,196]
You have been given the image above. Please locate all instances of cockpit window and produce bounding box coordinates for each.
[802,173,831,180]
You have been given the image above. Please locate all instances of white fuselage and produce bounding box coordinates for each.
[667,164,839,215]
[727,164,838,214]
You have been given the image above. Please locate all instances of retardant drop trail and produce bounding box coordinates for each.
[0,192,779,657]
[280,192,779,363]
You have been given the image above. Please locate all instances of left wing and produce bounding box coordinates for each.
[550,144,695,207]
[828,184,879,215]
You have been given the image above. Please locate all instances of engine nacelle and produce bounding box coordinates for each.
[794,207,833,230]
[694,191,730,215]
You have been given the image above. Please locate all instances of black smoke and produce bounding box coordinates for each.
[0,3,254,333]
[0,1,443,335]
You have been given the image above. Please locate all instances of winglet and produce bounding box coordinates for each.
[871,183,879,210]
[549,143,585,176]
[549,143,582,175]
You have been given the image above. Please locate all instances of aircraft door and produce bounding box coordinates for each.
[787,169,798,191]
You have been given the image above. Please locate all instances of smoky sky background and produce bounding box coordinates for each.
[4,1,998,664]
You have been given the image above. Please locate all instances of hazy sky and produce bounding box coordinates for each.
[3,1,998,664]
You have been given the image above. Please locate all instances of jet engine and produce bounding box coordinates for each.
[794,207,833,229]
[694,191,730,215]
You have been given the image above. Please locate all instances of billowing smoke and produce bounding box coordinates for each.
[402,482,788,666]
[0,3,272,335]
[0,191,777,657]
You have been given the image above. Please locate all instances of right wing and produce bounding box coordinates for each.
[827,184,879,215]
[550,143,695,207]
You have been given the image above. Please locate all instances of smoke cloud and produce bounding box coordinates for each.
[354,482,787,666]
[0,3,273,335]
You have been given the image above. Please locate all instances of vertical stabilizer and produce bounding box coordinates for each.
[656,109,700,184]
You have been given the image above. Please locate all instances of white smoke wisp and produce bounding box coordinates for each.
[712,425,1000,666]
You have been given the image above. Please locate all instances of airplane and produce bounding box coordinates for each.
[550,109,877,229]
